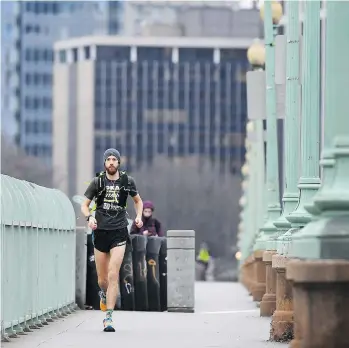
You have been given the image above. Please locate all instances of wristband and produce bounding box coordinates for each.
[86,215,92,222]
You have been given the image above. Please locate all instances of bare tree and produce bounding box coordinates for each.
[1,133,53,188]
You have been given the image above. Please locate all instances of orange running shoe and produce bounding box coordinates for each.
[98,290,107,312]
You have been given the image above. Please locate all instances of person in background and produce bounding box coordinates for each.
[196,242,211,281]
[130,200,164,237]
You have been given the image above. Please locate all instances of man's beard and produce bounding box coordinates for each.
[105,165,118,175]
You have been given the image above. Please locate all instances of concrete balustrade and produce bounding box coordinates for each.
[0,174,76,342]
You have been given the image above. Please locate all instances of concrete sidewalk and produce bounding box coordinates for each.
[5,282,286,348]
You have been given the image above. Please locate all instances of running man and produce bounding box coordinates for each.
[81,148,143,332]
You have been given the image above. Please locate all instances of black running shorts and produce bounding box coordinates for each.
[92,227,129,253]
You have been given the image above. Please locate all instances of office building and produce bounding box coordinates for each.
[0,1,123,165]
[53,35,253,199]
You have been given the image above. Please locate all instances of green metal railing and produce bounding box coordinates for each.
[0,175,76,340]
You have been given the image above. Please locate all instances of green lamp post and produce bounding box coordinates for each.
[254,0,283,253]
[291,1,349,260]
[286,0,321,246]
[246,40,266,254]
[251,0,283,317]
[245,39,267,301]
[274,1,300,256]
[286,4,349,346]
[269,0,301,339]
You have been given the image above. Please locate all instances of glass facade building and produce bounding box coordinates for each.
[1,1,123,165]
[89,45,249,175]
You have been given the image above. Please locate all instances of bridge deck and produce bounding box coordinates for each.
[4,282,286,348]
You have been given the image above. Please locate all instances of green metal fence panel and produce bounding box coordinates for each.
[0,174,76,340]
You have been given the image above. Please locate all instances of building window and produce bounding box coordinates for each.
[137,47,172,62]
[25,120,31,133]
[179,48,214,63]
[26,2,33,12]
[59,50,66,63]
[25,24,32,33]
[33,49,40,61]
[34,73,40,85]
[109,21,119,34]
[25,49,31,61]
[33,120,39,133]
[84,46,90,60]
[43,49,53,62]
[43,73,52,85]
[52,3,59,14]
[72,48,78,62]
[25,73,31,85]
[96,46,130,61]
[25,96,31,109]
[43,121,52,134]
[33,98,40,109]
[42,97,52,109]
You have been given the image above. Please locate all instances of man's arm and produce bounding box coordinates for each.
[132,194,143,220]
[128,176,143,228]
[129,220,140,235]
[81,179,97,220]
[81,198,93,219]
[128,176,143,219]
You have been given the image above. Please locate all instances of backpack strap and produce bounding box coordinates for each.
[118,171,129,208]
[95,171,106,206]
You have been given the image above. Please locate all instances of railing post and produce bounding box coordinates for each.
[75,226,87,309]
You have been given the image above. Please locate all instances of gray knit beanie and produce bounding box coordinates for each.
[103,148,121,163]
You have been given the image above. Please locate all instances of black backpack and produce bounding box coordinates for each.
[94,171,129,208]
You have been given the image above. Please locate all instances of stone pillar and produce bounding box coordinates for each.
[270,255,293,341]
[167,230,195,313]
[251,250,266,302]
[287,260,349,348]
[260,250,277,316]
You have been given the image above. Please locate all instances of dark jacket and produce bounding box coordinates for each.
[130,216,164,237]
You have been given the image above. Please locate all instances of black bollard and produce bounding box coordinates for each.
[131,235,149,311]
[146,236,162,311]
[159,237,168,312]
[119,239,135,311]
[86,233,100,310]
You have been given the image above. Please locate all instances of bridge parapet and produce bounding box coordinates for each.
[1,174,76,341]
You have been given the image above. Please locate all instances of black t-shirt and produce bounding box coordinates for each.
[84,174,138,230]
